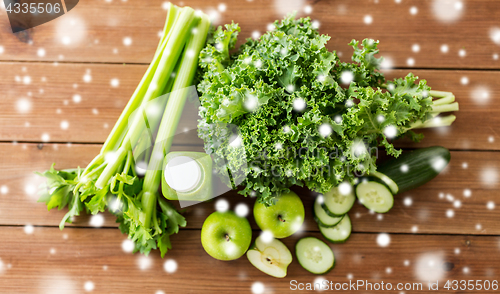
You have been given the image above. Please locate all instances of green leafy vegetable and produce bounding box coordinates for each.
[37,4,210,256]
[197,14,458,206]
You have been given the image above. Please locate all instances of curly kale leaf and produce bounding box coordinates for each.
[197,14,438,205]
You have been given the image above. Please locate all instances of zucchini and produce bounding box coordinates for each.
[375,146,451,194]
[313,196,344,228]
[295,237,335,274]
[320,185,356,217]
[319,214,352,243]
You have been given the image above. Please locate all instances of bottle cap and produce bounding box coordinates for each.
[164,156,201,192]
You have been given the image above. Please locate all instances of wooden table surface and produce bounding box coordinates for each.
[1,0,499,293]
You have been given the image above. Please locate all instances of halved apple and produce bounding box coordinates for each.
[246,235,293,278]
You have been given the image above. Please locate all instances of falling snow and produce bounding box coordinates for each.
[463,189,471,197]
[341,71,354,84]
[137,255,152,270]
[89,214,104,227]
[24,224,34,234]
[164,259,178,273]
[441,44,449,53]
[123,37,132,46]
[364,15,373,25]
[83,72,92,83]
[16,98,32,113]
[409,6,418,15]
[121,239,135,253]
[110,78,120,87]
[415,252,445,281]
[403,197,413,206]
[84,281,94,292]
[380,57,394,69]
[251,281,265,294]
[235,203,249,217]
[215,199,229,212]
[338,182,352,195]
[266,23,276,31]
[432,0,464,23]
[60,121,69,130]
[470,86,491,106]
[376,233,390,247]
[383,125,398,138]
[431,156,447,172]
[480,167,498,187]
[218,3,227,12]
[244,95,258,112]
[41,133,50,142]
[273,0,304,16]
[319,123,333,137]
[260,230,274,243]
[293,98,306,112]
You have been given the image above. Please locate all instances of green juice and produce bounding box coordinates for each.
[161,151,213,202]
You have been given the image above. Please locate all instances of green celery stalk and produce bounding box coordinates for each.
[100,3,180,155]
[95,7,197,189]
[142,13,211,228]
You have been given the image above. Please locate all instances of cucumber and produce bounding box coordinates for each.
[376,146,451,194]
[295,237,335,274]
[319,214,352,243]
[356,180,394,213]
[320,186,356,217]
[313,196,344,228]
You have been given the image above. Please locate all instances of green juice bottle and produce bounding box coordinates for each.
[161,151,213,202]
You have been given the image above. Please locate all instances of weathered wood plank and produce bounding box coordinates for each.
[0,143,498,235]
[0,227,498,293]
[0,62,498,150]
[0,0,499,69]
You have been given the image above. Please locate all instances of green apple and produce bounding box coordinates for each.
[253,191,305,238]
[247,235,293,278]
[201,210,252,260]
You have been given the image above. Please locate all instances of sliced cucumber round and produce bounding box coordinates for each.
[356,181,394,213]
[319,214,352,243]
[313,197,344,228]
[320,186,355,217]
[295,237,335,275]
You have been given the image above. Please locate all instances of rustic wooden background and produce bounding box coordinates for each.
[0,0,499,293]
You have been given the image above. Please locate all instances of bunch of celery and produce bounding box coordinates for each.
[38,4,210,256]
